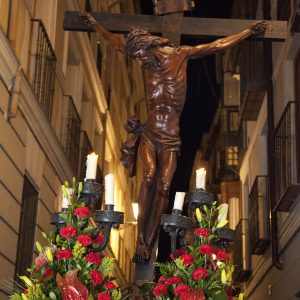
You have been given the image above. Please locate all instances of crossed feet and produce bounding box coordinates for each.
[132,240,152,263]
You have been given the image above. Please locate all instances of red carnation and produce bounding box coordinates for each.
[170,249,187,260]
[153,284,168,297]
[215,249,227,261]
[74,206,90,218]
[174,284,190,297]
[97,292,111,300]
[77,234,92,246]
[60,226,77,239]
[56,249,72,260]
[180,254,194,266]
[85,252,101,265]
[199,244,214,255]
[192,267,208,280]
[90,270,103,286]
[104,281,116,290]
[94,234,105,245]
[194,228,210,237]
[158,276,166,283]
[165,276,182,285]
[42,268,54,282]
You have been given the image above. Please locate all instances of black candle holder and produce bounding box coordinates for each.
[50,211,66,234]
[80,179,103,210]
[92,204,124,252]
[185,188,215,210]
[161,209,193,257]
[215,227,235,249]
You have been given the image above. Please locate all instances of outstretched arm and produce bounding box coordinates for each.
[184,21,267,59]
[80,11,125,53]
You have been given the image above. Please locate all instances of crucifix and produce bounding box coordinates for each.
[63,0,286,280]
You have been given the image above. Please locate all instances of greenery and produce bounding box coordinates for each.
[10,179,121,300]
[152,202,245,300]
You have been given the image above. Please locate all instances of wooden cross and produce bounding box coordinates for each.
[63,10,287,44]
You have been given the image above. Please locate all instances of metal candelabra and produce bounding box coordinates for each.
[50,179,124,252]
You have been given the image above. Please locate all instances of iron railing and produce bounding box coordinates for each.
[61,95,81,175]
[233,219,251,283]
[31,19,56,121]
[78,131,93,181]
[248,176,270,255]
[273,101,299,210]
[237,120,247,166]
[15,177,38,280]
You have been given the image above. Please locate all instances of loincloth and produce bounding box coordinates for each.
[120,116,181,177]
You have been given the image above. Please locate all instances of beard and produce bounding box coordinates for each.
[140,55,161,69]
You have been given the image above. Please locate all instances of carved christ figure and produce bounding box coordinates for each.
[81,12,266,261]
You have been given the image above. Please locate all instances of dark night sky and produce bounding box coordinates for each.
[139,0,233,262]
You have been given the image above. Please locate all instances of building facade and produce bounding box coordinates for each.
[192,0,300,299]
[0,0,147,298]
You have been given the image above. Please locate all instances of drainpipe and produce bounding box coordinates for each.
[264,0,282,270]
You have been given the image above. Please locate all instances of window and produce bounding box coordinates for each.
[15,177,39,279]
[228,110,239,132]
[227,146,238,166]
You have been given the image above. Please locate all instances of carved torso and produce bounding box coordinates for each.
[145,47,188,135]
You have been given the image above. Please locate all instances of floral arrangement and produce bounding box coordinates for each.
[153,202,245,300]
[10,180,121,300]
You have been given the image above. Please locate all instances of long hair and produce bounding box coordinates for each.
[125,27,174,57]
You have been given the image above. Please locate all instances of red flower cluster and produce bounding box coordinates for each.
[153,284,168,297]
[94,234,105,245]
[199,244,214,255]
[180,254,194,266]
[215,249,227,261]
[194,228,210,237]
[174,284,190,297]
[166,276,182,285]
[42,269,54,281]
[104,281,116,290]
[60,226,77,239]
[77,234,92,246]
[90,270,103,286]
[56,249,72,260]
[158,276,166,283]
[97,292,111,300]
[85,252,101,265]
[74,206,90,218]
[192,267,208,280]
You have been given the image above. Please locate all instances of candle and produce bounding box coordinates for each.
[85,153,98,180]
[61,187,71,210]
[217,203,229,222]
[173,192,185,211]
[196,168,206,190]
[105,174,114,205]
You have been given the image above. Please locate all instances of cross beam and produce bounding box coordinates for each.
[63,11,287,42]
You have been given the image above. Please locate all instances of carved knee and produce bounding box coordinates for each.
[144,168,155,186]
[160,181,170,197]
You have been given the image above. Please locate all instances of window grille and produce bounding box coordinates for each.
[14,177,38,279]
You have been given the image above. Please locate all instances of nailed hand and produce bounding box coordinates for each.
[251,21,267,35]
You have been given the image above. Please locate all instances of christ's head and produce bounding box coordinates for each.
[125,28,173,68]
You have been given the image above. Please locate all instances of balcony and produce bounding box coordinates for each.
[240,41,266,121]
[61,95,81,175]
[233,219,251,283]
[248,176,270,255]
[273,101,300,212]
[30,20,56,121]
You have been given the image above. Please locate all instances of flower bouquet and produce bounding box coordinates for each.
[153,202,245,300]
[10,180,121,300]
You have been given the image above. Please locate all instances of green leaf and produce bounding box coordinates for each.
[36,241,43,253]
[112,289,122,300]
[100,257,115,276]
[56,234,60,243]
[82,227,95,234]
[41,232,48,239]
[49,292,57,300]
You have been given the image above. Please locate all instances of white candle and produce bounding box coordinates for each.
[173,192,185,211]
[105,174,114,205]
[85,153,98,180]
[61,188,71,209]
[196,168,206,189]
[217,203,229,222]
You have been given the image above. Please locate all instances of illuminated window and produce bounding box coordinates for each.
[227,146,238,166]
